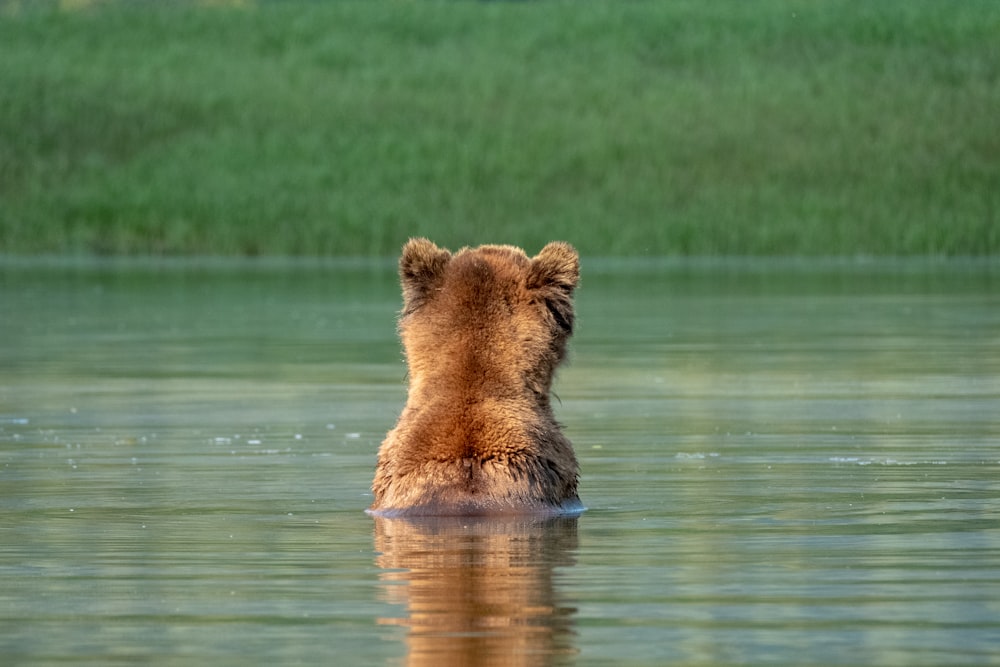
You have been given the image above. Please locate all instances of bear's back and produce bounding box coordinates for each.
[369,239,582,517]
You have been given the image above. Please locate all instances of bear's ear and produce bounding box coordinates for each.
[528,241,579,293]
[528,242,579,334]
[399,238,451,314]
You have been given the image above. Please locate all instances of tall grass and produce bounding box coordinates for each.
[1,0,998,256]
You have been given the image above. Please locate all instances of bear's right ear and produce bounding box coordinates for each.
[527,241,579,293]
[399,238,451,314]
[528,242,579,334]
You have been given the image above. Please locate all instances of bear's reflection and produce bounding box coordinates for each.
[374,515,579,666]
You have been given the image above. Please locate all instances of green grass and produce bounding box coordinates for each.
[1,0,998,256]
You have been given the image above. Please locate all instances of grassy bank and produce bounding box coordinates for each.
[1,0,998,256]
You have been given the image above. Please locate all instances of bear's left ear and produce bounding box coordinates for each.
[528,241,579,293]
[399,238,451,314]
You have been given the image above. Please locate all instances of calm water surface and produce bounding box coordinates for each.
[1,258,998,665]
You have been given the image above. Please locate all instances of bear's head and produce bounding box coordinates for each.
[396,238,579,402]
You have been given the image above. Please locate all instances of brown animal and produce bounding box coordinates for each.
[368,238,582,516]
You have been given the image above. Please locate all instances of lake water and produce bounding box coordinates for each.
[1,257,998,665]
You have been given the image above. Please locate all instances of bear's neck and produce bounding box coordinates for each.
[407,363,552,411]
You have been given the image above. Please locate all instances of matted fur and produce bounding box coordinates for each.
[368,238,582,516]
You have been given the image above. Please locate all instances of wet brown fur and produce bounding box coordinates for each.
[369,238,581,516]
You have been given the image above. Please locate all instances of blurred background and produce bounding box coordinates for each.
[2,0,998,257]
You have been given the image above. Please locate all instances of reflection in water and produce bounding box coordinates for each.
[374,516,579,666]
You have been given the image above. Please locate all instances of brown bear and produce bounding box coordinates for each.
[368,238,582,517]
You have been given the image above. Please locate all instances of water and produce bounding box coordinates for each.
[2,257,998,665]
